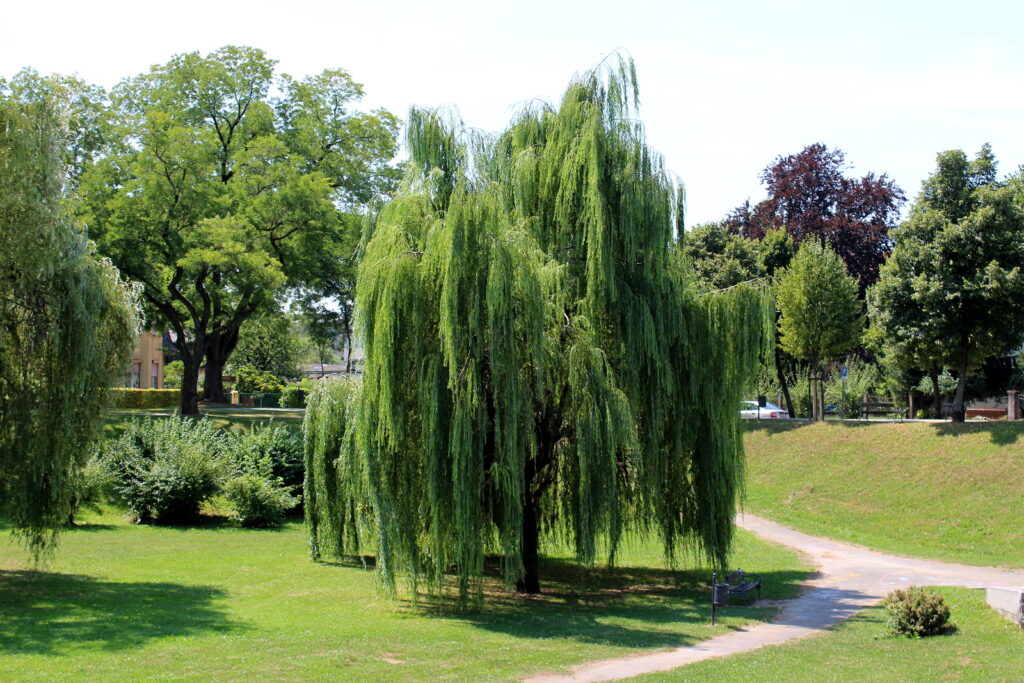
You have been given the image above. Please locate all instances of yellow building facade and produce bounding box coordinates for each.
[125,331,165,389]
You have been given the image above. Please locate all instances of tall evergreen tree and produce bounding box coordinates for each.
[0,88,140,557]
[305,59,773,602]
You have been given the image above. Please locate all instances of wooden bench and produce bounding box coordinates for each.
[860,401,906,420]
[711,569,762,624]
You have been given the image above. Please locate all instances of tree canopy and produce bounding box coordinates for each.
[304,58,774,603]
[725,144,905,288]
[868,146,1024,422]
[0,87,140,557]
[776,239,862,419]
[79,46,399,413]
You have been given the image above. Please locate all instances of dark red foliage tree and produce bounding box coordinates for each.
[725,144,906,288]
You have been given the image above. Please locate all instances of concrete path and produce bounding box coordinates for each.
[524,514,1024,683]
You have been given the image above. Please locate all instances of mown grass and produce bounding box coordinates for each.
[743,421,1024,567]
[102,406,305,437]
[0,507,808,682]
[637,587,1024,682]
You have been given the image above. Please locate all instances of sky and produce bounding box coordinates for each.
[3,0,1022,225]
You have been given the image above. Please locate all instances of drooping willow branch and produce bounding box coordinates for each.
[305,55,774,605]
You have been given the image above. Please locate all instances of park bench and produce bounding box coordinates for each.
[711,569,762,624]
[859,401,906,420]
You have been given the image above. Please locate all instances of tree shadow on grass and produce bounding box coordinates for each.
[399,558,807,649]
[929,421,1024,445]
[0,570,243,655]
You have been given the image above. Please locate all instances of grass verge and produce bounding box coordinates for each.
[1,508,807,682]
[637,587,1024,682]
[743,421,1024,567]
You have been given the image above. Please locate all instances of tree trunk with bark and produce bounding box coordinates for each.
[929,365,942,419]
[516,497,541,594]
[952,347,969,423]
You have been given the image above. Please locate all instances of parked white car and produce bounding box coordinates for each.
[740,400,789,419]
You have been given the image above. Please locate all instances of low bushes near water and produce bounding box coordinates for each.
[92,416,302,526]
[883,587,953,637]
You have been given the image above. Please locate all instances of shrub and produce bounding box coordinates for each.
[234,365,286,394]
[279,384,305,408]
[99,416,224,524]
[883,587,952,637]
[223,423,304,495]
[223,474,298,527]
[163,360,184,389]
[67,455,114,524]
[110,388,181,409]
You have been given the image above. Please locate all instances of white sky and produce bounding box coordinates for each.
[4,0,1022,225]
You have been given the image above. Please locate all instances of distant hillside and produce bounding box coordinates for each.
[742,421,1024,568]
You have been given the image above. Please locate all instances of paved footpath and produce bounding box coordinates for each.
[524,514,1024,683]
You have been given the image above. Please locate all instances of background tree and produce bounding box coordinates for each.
[0,90,140,557]
[228,312,301,379]
[80,46,399,414]
[875,146,1024,422]
[725,144,905,289]
[304,59,774,602]
[776,240,862,419]
[683,222,760,290]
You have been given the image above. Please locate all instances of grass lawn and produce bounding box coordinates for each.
[102,406,305,437]
[0,508,808,682]
[743,421,1024,567]
[636,587,1024,682]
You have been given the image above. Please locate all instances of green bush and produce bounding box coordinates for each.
[279,384,305,408]
[163,360,184,389]
[234,365,286,393]
[99,416,224,524]
[223,423,304,495]
[883,587,953,637]
[110,388,181,409]
[223,474,298,527]
[68,456,114,524]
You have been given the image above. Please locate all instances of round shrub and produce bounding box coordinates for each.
[223,423,304,495]
[882,587,952,637]
[99,415,224,524]
[224,474,298,527]
[279,384,305,408]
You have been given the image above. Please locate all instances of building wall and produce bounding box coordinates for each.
[125,331,165,389]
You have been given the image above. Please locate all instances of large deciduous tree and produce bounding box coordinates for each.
[869,146,1024,422]
[304,60,774,602]
[725,144,905,289]
[0,89,140,557]
[80,46,399,414]
[776,239,862,420]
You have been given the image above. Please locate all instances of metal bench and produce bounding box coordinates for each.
[859,401,906,420]
[711,569,762,624]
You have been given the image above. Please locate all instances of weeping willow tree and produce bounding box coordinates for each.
[0,88,141,558]
[305,58,773,601]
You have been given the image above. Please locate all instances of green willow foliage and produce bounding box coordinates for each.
[0,93,140,557]
[305,58,774,602]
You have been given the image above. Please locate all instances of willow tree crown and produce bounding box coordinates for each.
[305,57,773,602]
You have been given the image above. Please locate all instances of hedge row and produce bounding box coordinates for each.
[110,388,181,409]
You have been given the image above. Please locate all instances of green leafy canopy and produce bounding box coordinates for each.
[305,57,774,604]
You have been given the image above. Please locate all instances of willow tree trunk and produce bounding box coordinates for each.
[517,497,541,594]
[929,365,942,419]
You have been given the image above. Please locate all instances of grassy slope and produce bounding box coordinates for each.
[639,587,1024,682]
[743,421,1024,567]
[0,508,807,682]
